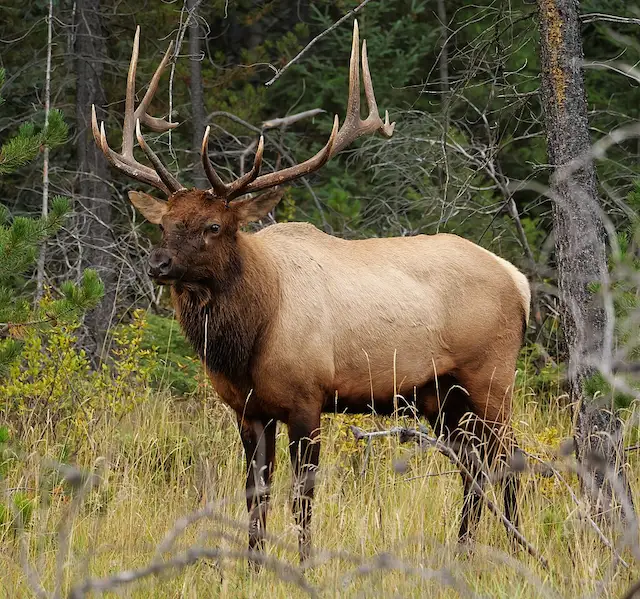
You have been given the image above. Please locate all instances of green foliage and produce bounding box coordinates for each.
[582,372,633,409]
[0,68,68,173]
[517,342,565,401]
[0,491,34,532]
[582,182,640,409]
[0,427,33,533]
[0,310,157,437]
[0,72,68,175]
[0,196,68,284]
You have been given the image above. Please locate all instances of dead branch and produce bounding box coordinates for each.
[580,13,640,26]
[264,0,375,87]
[68,547,317,599]
[262,109,326,130]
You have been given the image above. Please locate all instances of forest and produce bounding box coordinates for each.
[1,0,640,596]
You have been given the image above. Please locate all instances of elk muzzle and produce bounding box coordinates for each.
[148,248,175,282]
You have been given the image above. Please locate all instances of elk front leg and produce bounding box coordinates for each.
[288,413,321,565]
[238,417,276,563]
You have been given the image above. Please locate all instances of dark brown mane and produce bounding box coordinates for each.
[170,239,275,387]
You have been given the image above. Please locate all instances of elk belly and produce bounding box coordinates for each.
[328,349,455,416]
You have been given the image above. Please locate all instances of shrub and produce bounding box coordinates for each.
[0,309,157,440]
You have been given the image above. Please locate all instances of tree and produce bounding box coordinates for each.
[537,0,634,517]
[74,0,114,362]
[0,70,103,377]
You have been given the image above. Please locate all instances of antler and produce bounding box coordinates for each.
[91,26,184,195]
[201,19,395,202]
[330,19,395,157]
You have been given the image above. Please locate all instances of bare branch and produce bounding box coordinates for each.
[262,108,326,130]
[580,12,640,26]
[264,0,375,87]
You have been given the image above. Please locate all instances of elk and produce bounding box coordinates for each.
[92,23,531,564]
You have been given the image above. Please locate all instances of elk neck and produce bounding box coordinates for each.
[170,231,278,387]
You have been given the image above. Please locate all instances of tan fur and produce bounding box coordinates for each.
[240,223,528,422]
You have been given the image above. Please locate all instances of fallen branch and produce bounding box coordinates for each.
[68,547,317,599]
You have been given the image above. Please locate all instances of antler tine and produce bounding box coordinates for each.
[135,41,180,133]
[92,108,170,194]
[332,17,361,154]
[136,120,183,193]
[90,27,184,196]
[122,25,141,159]
[226,136,264,198]
[202,128,265,201]
[201,126,231,197]
[228,115,339,199]
[361,40,395,138]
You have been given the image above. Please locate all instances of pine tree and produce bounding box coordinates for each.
[0,69,104,377]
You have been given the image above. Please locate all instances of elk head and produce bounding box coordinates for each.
[92,22,394,287]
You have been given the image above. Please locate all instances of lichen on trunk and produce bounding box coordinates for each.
[536,0,635,521]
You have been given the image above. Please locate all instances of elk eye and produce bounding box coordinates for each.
[207,223,221,234]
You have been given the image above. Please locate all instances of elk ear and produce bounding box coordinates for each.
[128,191,168,224]
[234,188,284,225]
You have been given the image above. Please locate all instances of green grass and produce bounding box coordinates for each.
[1,372,639,598]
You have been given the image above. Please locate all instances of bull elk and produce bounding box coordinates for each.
[92,23,531,563]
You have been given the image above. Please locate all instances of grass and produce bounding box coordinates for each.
[1,367,639,598]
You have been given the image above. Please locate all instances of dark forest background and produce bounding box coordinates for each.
[2,0,637,362]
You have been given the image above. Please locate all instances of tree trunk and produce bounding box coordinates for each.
[537,0,634,519]
[74,0,114,363]
[188,0,207,187]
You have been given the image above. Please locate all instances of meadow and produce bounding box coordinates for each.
[0,316,638,598]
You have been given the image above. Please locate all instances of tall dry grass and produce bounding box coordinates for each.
[1,359,639,598]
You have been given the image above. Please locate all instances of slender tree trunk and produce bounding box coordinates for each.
[436,0,449,96]
[35,0,54,303]
[188,0,207,187]
[436,0,450,192]
[74,0,114,363]
[537,0,634,519]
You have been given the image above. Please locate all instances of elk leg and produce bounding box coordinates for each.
[424,383,486,544]
[237,417,276,565]
[451,419,486,545]
[503,467,521,547]
[457,364,524,547]
[458,417,523,548]
[287,413,321,565]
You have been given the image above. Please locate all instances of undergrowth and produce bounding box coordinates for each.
[0,314,638,598]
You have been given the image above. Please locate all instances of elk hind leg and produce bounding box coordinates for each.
[422,380,487,545]
[457,365,524,547]
[288,411,321,565]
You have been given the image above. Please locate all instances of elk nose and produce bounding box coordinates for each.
[148,249,173,278]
